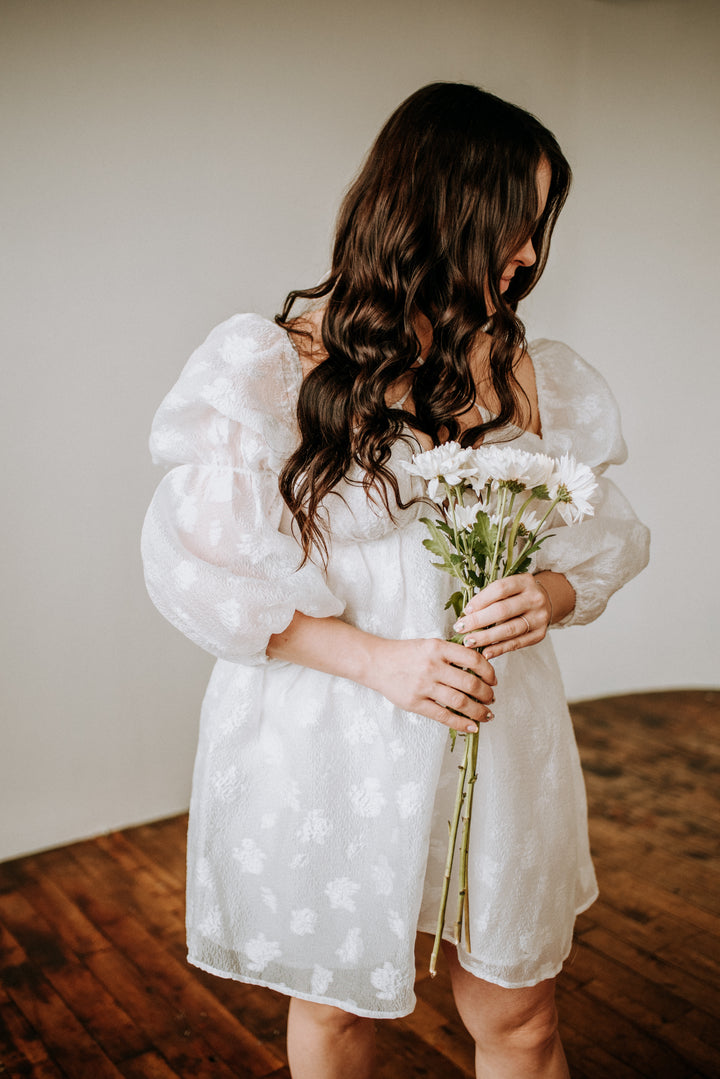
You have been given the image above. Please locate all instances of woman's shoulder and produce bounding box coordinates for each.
[149,313,302,466]
[527,339,628,468]
[174,313,301,415]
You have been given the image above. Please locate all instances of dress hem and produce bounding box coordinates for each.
[186,888,598,1016]
[416,886,599,990]
[185,954,418,1020]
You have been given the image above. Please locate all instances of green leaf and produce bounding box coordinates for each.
[469,515,499,558]
[444,591,465,617]
[511,554,533,575]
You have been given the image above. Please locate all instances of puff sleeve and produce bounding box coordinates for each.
[529,340,650,627]
[141,314,345,664]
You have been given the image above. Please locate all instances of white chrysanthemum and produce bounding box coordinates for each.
[475,446,556,491]
[550,454,598,524]
[453,501,484,531]
[517,509,541,535]
[403,442,480,488]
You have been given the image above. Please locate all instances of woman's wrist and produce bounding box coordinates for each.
[533,571,576,626]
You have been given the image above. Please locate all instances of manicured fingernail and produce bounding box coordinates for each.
[454,620,466,632]
[466,723,479,733]
[464,636,477,647]
[485,711,494,721]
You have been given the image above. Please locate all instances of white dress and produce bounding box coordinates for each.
[141,313,650,1018]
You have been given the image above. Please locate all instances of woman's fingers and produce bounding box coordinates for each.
[442,640,496,687]
[373,637,496,732]
[424,697,493,734]
[413,639,496,731]
[453,574,551,658]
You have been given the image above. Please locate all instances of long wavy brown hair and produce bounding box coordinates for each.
[277,82,571,562]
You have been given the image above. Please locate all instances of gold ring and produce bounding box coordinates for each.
[520,615,531,635]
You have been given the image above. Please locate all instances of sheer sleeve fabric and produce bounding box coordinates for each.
[141,314,345,665]
[529,340,650,627]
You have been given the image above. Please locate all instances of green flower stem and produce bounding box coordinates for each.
[506,493,538,562]
[488,487,508,581]
[454,729,479,950]
[430,732,471,977]
[447,484,462,556]
[503,495,563,575]
[533,496,561,536]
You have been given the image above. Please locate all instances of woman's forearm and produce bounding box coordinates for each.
[267,613,379,687]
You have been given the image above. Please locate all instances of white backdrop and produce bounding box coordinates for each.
[2,0,718,860]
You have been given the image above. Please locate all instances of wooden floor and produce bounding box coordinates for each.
[0,689,718,1078]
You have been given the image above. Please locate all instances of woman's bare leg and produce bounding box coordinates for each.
[287,997,376,1079]
[442,941,570,1078]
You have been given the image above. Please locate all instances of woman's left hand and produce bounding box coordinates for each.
[453,573,553,660]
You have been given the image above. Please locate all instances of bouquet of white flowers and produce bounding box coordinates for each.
[403,441,598,974]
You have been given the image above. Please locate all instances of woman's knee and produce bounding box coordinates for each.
[498,994,560,1054]
[289,997,372,1036]
[445,949,559,1052]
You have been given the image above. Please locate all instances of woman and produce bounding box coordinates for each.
[142,83,649,1078]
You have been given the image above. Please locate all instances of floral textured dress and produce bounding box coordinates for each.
[141,313,649,1018]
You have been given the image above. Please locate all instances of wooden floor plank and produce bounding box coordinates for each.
[102,913,286,1076]
[44,958,152,1063]
[117,1049,183,1078]
[565,939,692,1024]
[120,817,188,887]
[597,866,720,937]
[9,854,111,959]
[3,963,124,1078]
[83,946,250,1079]
[0,985,60,1074]
[579,925,720,1020]
[0,689,717,1077]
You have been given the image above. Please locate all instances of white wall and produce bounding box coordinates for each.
[2,0,717,861]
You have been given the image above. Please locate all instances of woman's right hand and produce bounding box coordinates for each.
[366,637,496,733]
[268,614,496,733]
